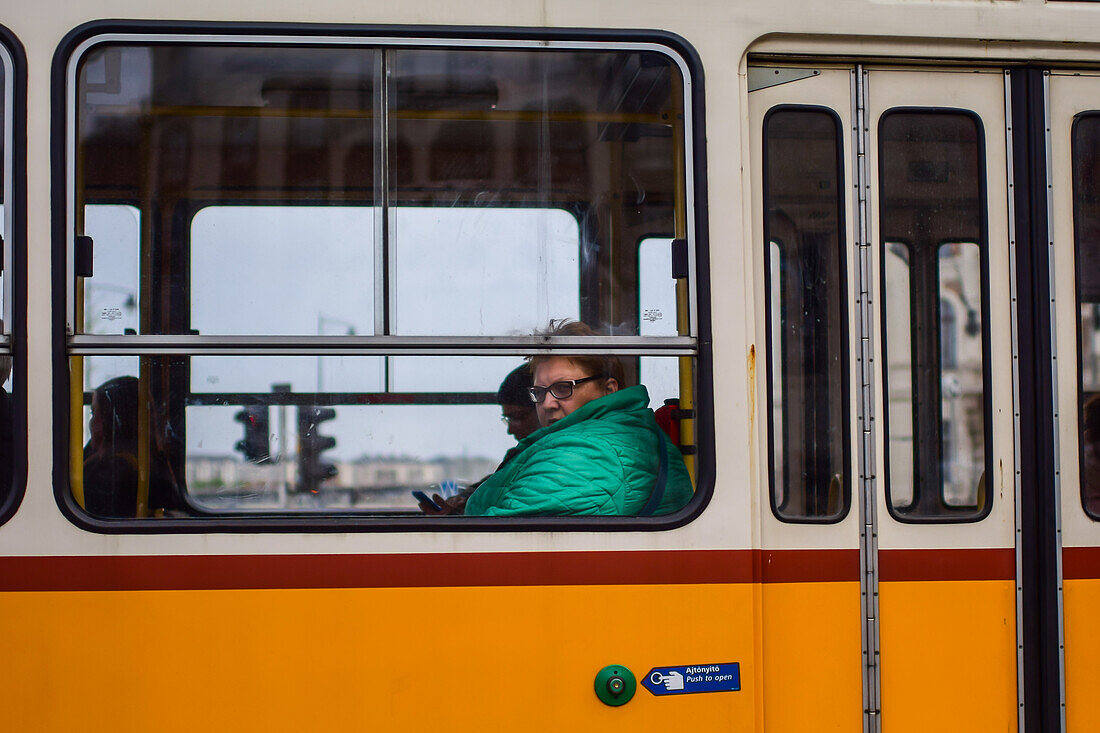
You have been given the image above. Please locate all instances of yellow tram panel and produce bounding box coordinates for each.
[1064,577,1100,732]
[0,582,757,733]
[879,579,1018,733]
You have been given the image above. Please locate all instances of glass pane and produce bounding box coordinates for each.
[763,107,848,521]
[0,53,6,316]
[1073,113,1100,519]
[387,47,684,337]
[191,207,376,337]
[769,240,784,504]
[389,207,580,336]
[0,48,12,512]
[880,111,988,520]
[82,205,140,335]
[76,45,379,336]
[639,236,680,407]
[75,354,690,517]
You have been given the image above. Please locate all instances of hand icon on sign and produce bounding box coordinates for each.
[662,670,685,691]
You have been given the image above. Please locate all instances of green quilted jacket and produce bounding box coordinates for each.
[464,385,693,517]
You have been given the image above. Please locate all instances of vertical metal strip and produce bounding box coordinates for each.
[1040,70,1068,733]
[852,65,881,733]
[1004,69,1027,733]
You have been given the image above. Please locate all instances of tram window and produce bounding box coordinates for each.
[762,106,849,522]
[0,36,16,521]
[64,32,704,526]
[880,110,990,522]
[1072,112,1100,520]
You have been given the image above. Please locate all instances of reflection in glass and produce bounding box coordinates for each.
[880,111,988,519]
[1072,113,1100,519]
[77,355,688,515]
[884,243,914,507]
[763,107,848,521]
[938,243,984,506]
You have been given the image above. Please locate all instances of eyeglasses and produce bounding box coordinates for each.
[528,374,605,404]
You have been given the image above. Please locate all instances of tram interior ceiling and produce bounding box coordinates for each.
[70,41,697,519]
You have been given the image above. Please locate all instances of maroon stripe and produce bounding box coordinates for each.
[0,550,752,591]
[2,547,1013,592]
[878,548,1015,582]
[1063,546,1100,580]
[757,549,860,583]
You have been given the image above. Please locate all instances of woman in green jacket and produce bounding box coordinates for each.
[465,321,693,517]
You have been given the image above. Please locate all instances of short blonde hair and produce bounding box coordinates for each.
[527,319,627,386]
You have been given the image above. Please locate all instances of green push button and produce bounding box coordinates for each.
[594,664,637,706]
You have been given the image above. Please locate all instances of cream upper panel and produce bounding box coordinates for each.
[8,19,746,557]
[8,1,1100,557]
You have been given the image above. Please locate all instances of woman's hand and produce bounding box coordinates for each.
[419,493,467,515]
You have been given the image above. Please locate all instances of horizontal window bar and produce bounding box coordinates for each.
[68,334,698,356]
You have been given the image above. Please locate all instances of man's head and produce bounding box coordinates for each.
[526,320,625,427]
[89,376,139,450]
[497,364,540,440]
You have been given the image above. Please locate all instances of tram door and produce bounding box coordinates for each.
[749,66,863,732]
[867,67,1018,732]
[750,64,1019,730]
[1049,71,1100,733]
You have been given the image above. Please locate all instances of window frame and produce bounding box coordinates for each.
[51,20,713,533]
[761,103,852,524]
[0,23,26,527]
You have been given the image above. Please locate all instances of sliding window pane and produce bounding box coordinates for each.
[77,45,379,336]
[387,47,684,337]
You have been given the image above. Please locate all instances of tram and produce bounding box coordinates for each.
[0,0,1097,730]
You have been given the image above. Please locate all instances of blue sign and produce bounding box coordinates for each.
[642,663,740,696]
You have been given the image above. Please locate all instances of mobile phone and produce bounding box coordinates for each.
[412,490,443,511]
